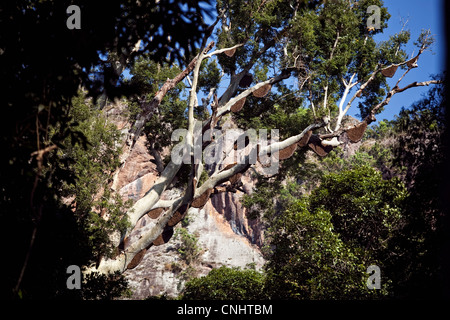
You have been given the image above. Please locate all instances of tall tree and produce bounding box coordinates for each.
[87,0,442,278]
[2,0,442,298]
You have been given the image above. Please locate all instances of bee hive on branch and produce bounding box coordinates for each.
[126,248,147,270]
[147,207,166,219]
[406,56,419,68]
[224,47,236,57]
[278,142,297,160]
[191,188,213,209]
[153,227,174,246]
[381,65,398,78]
[307,134,333,157]
[230,97,246,113]
[346,120,367,142]
[298,130,313,147]
[253,84,272,98]
[167,204,189,226]
[229,173,242,185]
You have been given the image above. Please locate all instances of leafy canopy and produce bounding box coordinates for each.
[182,266,267,300]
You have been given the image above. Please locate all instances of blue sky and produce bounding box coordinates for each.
[349,0,446,121]
[205,0,447,122]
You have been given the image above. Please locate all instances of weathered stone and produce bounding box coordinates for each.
[104,102,265,299]
[113,135,159,201]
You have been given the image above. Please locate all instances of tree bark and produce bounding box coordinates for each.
[86,17,443,277]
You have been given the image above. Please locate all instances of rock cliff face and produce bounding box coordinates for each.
[113,135,159,202]
[123,204,265,299]
[118,160,265,299]
[106,102,265,299]
[106,102,365,299]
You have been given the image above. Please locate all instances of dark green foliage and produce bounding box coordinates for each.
[234,93,312,139]
[377,31,410,67]
[198,59,222,94]
[364,119,396,140]
[241,82,447,300]
[182,266,267,300]
[56,93,132,261]
[284,0,391,118]
[1,0,212,110]
[393,79,445,185]
[264,198,373,299]
[264,166,406,299]
[130,58,186,100]
[3,92,131,299]
[129,57,221,151]
[2,0,445,301]
[0,0,212,299]
[387,81,447,298]
[309,166,407,256]
[80,271,131,300]
[242,177,279,221]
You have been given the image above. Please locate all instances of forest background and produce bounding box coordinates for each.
[0,0,449,300]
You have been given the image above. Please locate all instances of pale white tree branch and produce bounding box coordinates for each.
[334,72,357,131]
[321,137,342,147]
[370,79,443,116]
[194,120,326,198]
[204,43,244,59]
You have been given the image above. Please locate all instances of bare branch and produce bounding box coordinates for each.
[30,145,58,170]
[126,38,213,234]
[321,137,342,147]
[369,79,443,117]
[334,72,357,131]
[86,3,443,278]
[91,195,186,274]
[320,78,442,141]
[329,30,340,60]
[150,198,182,211]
